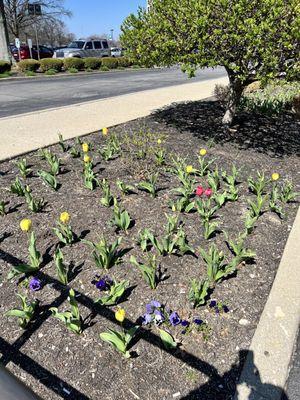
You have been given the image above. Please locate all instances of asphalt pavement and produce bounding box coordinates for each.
[0,66,225,118]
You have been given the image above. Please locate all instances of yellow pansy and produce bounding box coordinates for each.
[115,308,126,323]
[82,143,89,153]
[84,155,91,163]
[60,212,70,224]
[199,148,207,156]
[102,127,108,136]
[272,173,280,181]
[186,165,194,174]
[20,218,32,232]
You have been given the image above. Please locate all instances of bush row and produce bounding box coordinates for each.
[17,57,133,73]
[0,60,11,74]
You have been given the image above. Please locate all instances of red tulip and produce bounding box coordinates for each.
[204,188,213,197]
[196,186,204,196]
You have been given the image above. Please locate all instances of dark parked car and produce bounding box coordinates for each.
[10,44,54,61]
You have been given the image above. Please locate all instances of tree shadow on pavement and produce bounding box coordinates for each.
[180,349,289,400]
[153,100,300,158]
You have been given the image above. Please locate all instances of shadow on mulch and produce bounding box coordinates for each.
[0,247,290,400]
[152,100,300,158]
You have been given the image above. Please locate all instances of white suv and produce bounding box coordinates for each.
[53,39,110,59]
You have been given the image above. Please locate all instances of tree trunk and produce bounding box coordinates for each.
[222,71,244,126]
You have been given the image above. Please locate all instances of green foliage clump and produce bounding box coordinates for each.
[0,60,11,74]
[40,58,63,72]
[101,57,119,69]
[84,57,102,70]
[117,57,132,68]
[63,57,84,71]
[18,59,40,72]
[240,81,300,115]
[121,0,300,125]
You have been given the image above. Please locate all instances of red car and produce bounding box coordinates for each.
[10,44,54,61]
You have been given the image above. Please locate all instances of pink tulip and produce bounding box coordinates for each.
[196,186,204,196]
[204,188,213,197]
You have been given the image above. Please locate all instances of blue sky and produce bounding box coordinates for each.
[63,0,146,39]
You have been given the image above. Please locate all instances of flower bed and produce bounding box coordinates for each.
[0,109,299,399]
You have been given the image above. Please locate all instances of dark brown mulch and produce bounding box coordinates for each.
[0,100,299,400]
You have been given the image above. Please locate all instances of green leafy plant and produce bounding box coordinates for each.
[16,158,31,178]
[203,220,219,240]
[100,179,114,207]
[154,148,167,166]
[248,172,267,195]
[100,324,138,358]
[0,200,6,216]
[111,198,132,232]
[269,185,284,218]
[189,279,210,308]
[100,134,121,161]
[200,244,235,285]
[50,289,82,334]
[53,216,74,245]
[197,154,214,176]
[58,133,68,152]
[158,328,177,350]
[116,179,135,195]
[83,237,123,271]
[95,280,129,306]
[83,159,99,190]
[195,198,218,223]
[247,193,268,218]
[38,170,58,191]
[69,146,81,158]
[10,177,25,196]
[8,231,41,279]
[54,248,69,285]
[138,173,158,198]
[6,293,37,329]
[280,181,299,203]
[225,233,256,266]
[23,186,44,213]
[130,254,159,289]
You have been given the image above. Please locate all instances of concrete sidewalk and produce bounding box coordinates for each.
[0,76,228,161]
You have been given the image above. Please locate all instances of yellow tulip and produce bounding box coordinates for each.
[186,165,194,174]
[199,148,207,156]
[82,143,89,153]
[157,139,162,145]
[20,218,32,232]
[102,127,108,136]
[172,204,176,212]
[84,155,91,163]
[60,212,70,224]
[272,173,280,181]
[115,308,126,323]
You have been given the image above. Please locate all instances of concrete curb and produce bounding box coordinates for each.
[0,67,159,83]
[234,206,300,399]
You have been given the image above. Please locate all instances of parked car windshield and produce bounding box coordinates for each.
[67,41,84,49]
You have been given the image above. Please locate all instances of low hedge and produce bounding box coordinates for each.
[117,57,133,68]
[63,57,85,71]
[0,60,11,74]
[84,57,102,70]
[101,57,119,69]
[40,58,63,72]
[18,59,40,72]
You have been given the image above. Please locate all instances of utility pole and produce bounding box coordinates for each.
[0,0,11,62]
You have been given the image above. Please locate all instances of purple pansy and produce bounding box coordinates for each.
[94,276,112,291]
[169,311,181,326]
[223,305,230,313]
[209,300,217,308]
[142,313,152,325]
[194,318,203,326]
[181,320,189,327]
[154,309,165,324]
[29,277,41,292]
[151,300,161,308]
